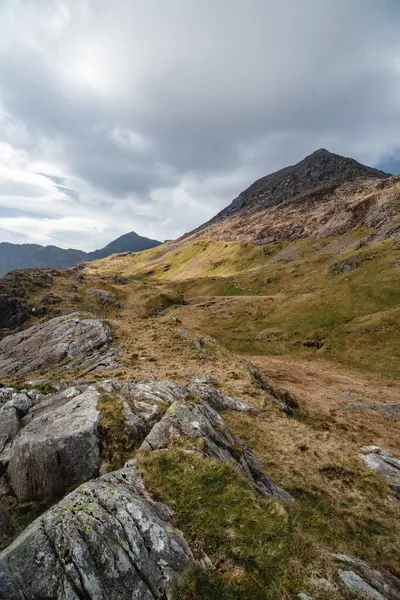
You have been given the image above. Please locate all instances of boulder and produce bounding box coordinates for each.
[333,554,400,600]
[360,446,400,498]
[0,465,193,600]
[0,312,114,377]
[7,387,101,501]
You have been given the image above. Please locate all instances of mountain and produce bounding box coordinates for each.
[0,149,399,599]
[189,149,390,235]
[0,231,161,276]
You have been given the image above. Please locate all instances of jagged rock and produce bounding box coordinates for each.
[7,387,101,501]
[0,465,193,600]
[298,594,314,600]
[328,256,360,274]
[0,296,31,333]
[88,289,122,308]
[188,380,259,414]
[333,554,400,600]
[102,379,190,406]
[339,571,385,600]
[248,362,299,416]
[360,446,400,498]
[0,312,114,377]
[139,399,293,503]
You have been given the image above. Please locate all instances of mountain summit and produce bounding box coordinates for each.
[193,149,390,232]
[185,149,393,244]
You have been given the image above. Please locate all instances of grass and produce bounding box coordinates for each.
[137,449,390,599]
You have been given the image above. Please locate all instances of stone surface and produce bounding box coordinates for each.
[7,387,101,501]
[339,571,385,600]
[248,361,299,416]
[334,554,400,600]
[0,465,193,600]
[0,312,114,377]
[360,446,400,498]
[188,379,259,414]
[139,398,293,503]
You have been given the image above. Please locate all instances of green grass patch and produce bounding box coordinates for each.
[137,450,328,600]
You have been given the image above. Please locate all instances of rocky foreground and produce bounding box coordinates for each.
[0,306,399,598]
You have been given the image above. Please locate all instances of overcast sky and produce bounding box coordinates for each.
[0,0,399,250]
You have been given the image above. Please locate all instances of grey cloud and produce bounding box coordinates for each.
[0,0,399,248]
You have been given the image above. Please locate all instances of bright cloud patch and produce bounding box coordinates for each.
[0,0,399,249]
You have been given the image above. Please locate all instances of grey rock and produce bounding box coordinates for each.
[188,381,259,414]
[298,594,314,600]
[360,446,400,498]
[328,256,360,275]
[3,392,38,417]
[334,554,400,600]
[7,387,101,501]
[339,571,385,600]
[248,362,299,416]
[88,288,122,308]
[0,465,193,600]
[0,312,114,377]
[139,399,293,503]
[0,407,19,456]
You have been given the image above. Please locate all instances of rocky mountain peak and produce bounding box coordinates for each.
[189,149,390,234]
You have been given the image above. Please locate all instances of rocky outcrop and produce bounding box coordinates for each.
[87,289,123,308]
[0,312,115,377]
[0,297,30,332]
[333,554,400,600]
[139,396,293,503]
[0,378,291,508]
[360,446,400,499]
[8,387,101,501]
[0,465,193,600]
[248,362,299,416]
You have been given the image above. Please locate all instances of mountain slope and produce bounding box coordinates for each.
[188,149,390,236]
[0,149,399,599]
[0,231,161,275]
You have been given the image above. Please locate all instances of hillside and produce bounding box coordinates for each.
[186,149,390,239]
[0,231,161,276]
[0,150,399,600]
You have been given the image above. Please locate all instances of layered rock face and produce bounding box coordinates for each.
[0,312,117,378]
[0,465,193,600]
[0,377,294,598]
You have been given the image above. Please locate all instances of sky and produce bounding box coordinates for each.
[0,0,399,250]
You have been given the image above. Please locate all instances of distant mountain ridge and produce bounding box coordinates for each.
[0,231,161,276]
